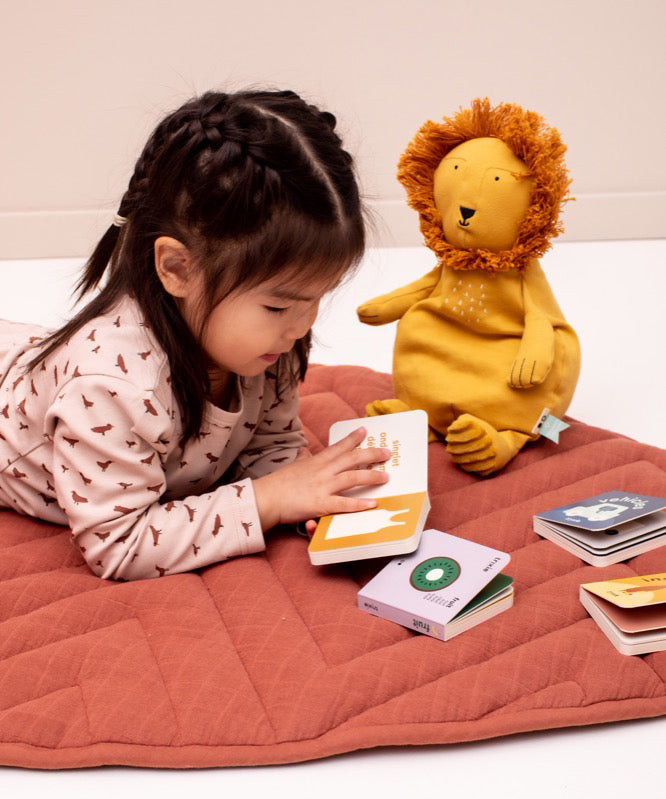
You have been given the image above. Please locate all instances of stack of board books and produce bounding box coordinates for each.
[306,411,513,642]
[533,491,666,566]
[308,410,430,565]
[580,573,666,655]
[358,529,514,641]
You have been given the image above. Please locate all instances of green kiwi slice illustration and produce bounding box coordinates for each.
[410,557,461,591]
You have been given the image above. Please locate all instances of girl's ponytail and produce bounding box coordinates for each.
[74,223,122,299]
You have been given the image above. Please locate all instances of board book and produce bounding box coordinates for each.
[357,529,513,641]
[308,410,429,565]
[580,573,666,655]
[533,491,666,566]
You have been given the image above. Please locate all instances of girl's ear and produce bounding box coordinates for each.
[154,237,198,298]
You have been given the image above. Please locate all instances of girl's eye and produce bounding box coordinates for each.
[264,305,289,315]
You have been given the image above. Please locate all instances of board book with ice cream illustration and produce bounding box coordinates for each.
[307,410,430,565]
[357,529,513,641]
[533,491,666,566]
[580,573,666,655]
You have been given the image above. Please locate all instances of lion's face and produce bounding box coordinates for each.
[433,137,534,253]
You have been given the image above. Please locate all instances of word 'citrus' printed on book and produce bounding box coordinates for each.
[325,506,411,540]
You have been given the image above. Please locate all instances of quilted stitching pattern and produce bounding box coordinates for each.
[0,364,664,769]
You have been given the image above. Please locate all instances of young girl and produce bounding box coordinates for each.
[0,89,390,581]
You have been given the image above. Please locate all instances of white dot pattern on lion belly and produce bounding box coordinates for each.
[446,278,489,323]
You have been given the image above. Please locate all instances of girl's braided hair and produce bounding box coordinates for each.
[30,89,365,445]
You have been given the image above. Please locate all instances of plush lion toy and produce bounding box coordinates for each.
[357,99,580,475]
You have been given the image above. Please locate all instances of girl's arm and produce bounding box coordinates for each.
[46,376,265,581]
[356,264,442,325]
[46,375,389,580]
[230,370,306,481]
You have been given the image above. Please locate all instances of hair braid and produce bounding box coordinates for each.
[29,88,365,446]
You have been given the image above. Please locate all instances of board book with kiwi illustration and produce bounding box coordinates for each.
[307,410,430,565]
[579,572,666,655]
[358,529,513,641]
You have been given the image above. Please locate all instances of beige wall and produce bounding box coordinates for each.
[1,0,664,258]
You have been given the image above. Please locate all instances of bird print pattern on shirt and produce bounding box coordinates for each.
[0,295,306,581]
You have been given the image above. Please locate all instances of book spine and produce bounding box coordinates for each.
[358,596,446,640]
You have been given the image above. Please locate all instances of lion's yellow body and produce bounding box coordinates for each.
[370,260,580,438]
[358,101,581,475]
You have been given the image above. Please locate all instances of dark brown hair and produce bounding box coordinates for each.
[30,89,365,444]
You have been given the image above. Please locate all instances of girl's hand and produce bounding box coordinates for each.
[295,448,317,536]
[253,426,391,531]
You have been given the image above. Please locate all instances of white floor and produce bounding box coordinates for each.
[2,240,664,449]
[311,239,666,450]
[1,239,665,797]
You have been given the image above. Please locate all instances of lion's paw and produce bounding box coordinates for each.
[365,398,412,417]
[446,414,526,476]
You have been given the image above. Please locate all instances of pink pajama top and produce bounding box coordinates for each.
[0,295,305,581]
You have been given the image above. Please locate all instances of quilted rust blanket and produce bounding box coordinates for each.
[1,364,665,769]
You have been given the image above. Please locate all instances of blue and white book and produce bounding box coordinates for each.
[533,491,666,566]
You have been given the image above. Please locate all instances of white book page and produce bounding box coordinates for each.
[329,410,428,498]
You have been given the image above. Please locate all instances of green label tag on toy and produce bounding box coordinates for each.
[532,408,569,443]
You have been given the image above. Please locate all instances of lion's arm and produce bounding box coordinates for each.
[357,265,442,326]
[509,265,555,388]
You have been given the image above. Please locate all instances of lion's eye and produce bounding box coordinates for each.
[454,165,459,170]
[494,176,500,181]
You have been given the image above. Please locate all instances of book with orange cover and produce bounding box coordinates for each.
[579,573,666,655]
[308,411,430,565]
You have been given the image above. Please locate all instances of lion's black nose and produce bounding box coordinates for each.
[460,206,476,221]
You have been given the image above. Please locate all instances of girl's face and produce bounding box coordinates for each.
[197,277,325,377]
[153,237,339,378]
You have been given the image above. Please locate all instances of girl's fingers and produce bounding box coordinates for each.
[318,426,368,461]
[334,446,391,474]
[316,429,391,478]
[331,467,389,495]
[332,496,378,514]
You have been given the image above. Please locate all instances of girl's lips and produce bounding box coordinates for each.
[261,353,280,363]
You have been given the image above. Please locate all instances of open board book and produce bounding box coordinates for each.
[358,529,514,642]
[308,410,430,565]
[580,573,666,655]
[533,491,666,566]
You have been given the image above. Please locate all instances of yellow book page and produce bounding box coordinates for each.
[581,572,666,608]
[309,493,428,554]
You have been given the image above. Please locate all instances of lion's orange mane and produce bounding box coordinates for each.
[397,98,572,272]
